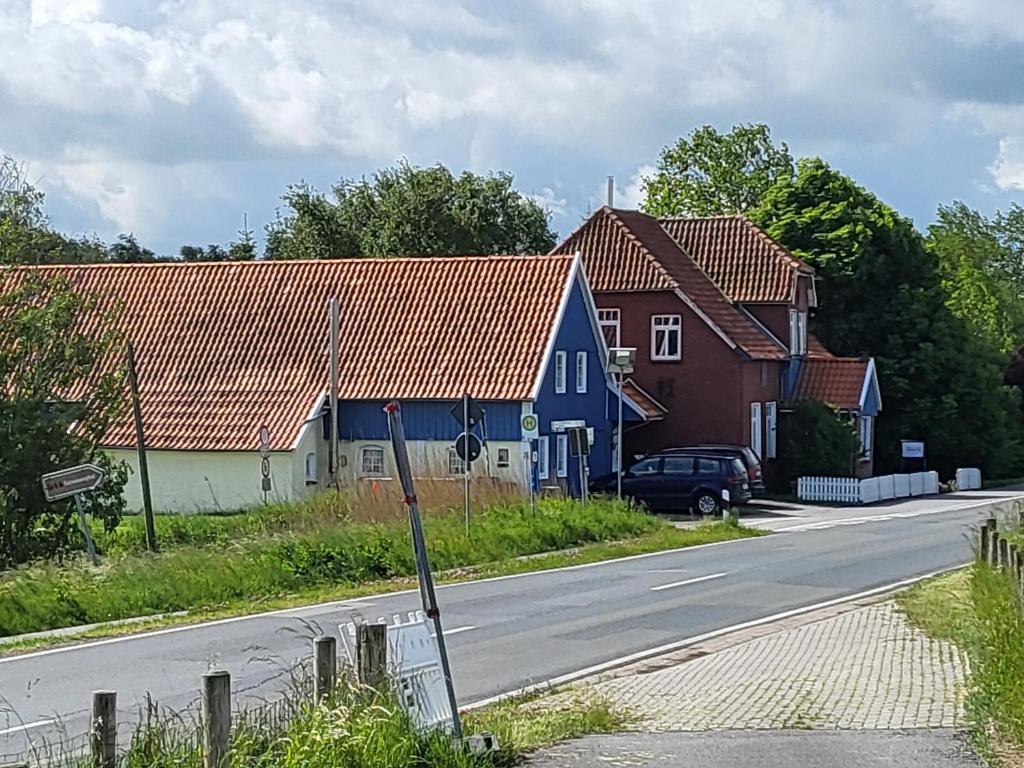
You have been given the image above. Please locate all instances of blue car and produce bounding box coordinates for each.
[590,452,751,515]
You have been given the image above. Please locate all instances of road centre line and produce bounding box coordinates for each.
[444,625,475,636]
[650,572,728,592]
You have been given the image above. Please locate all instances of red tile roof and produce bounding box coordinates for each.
[659,215,812,304]
[6,256,576,451]
[621,378,667,420]
[796,358,871,410]
[556,208,787,360]
[807,334,834,360]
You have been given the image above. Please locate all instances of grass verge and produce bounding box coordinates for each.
[0,507,761,651]
[898,563,1024,765]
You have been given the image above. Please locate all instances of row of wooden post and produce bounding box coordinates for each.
[81,624,388,768]
[979,517,1024,591]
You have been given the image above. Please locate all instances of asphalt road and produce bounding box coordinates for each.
[1,490,1019,759]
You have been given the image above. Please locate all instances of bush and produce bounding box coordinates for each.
[770,400,860,491]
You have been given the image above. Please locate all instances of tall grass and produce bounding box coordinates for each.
[0,497,665,636]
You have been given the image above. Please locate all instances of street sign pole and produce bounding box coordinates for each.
[617,371,624,500]
[73,493,99,566]
[530,440,537,514]
[463,393,470,537]
[385,402,463,739]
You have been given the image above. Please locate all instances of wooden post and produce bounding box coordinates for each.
[201,671,231,768]
[91,690,116,768]
[987,519,999,566]
[356,623,388,691]
[980,524,992,563]
[1000,537,1011,572]
[313,636,337,702]
[126,342,157,552]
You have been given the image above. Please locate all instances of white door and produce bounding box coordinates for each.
[750,402,763,459]
[765,401,778,459]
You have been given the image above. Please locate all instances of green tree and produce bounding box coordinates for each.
[265,161,557,259]
[774,401,861,486]
[0,273,128,566]
[753,158,1022,477]
[642,124,795,218]
[927,202,1024,356]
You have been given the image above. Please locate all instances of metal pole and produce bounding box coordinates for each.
[617,372,624,499]
[126,342,157,552]
[529,440,537,514]
[329,298,340,490]
[75,494,99,566]
[463,393,470,537]
[385,402,463,739]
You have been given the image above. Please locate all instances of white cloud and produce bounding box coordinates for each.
[990,139,1024,191]
[530,186,569,217]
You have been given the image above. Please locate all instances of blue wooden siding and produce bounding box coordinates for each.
[332,399,523,441]
[534,274,615,492]
[782,357,803,401]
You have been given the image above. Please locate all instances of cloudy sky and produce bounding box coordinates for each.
[3,0,1024,255]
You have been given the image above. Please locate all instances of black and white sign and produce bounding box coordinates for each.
[450,396,484,429]
[455,433,482,463]
[568,427,591,457]
[258,425,271,458]
[41,464,106,502]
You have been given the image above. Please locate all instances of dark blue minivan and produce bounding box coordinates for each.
[590,452,751,514]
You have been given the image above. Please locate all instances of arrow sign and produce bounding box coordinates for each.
[41,464,106,502]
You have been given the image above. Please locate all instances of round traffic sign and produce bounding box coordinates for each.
[455,433,482,463]
[258,425,270,445]
[521,414,538,432]
[260,457,271,478]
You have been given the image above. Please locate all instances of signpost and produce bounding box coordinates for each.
[568,426,591,504]
[259,426,271,502]
[41,463,105,565]
[900,440,926,473]
[521,413,539,513]
[451,395,483,535]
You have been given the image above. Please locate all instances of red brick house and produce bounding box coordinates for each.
[553,207,881,477]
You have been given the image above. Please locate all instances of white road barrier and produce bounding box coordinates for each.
[955,468,982,491]
[798,471,941,504]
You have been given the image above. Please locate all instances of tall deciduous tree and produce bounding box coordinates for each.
[642,124,795,218]
[265,161,557,259]
[753,159,1022,477]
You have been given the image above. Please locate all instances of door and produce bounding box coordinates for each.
[621,456,663,508]
[765,401,778,459]
[750,402,763,459]
[661,455,696,509]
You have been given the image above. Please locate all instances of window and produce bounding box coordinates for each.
[629,457,661,476]
[576,351,588,393]
[750,402,763,459]
[789,309,807,355]
[538,436,550,480]
[765,402,778,460]
[663,456,695,475]
[651,315,682,361]
[554,351,567,393]
[860,416,874,459]
[556,433,568,477]
[304,452,318,485]
[361,446,385,476]
[697,458,721,476]
[598,308,620,348]
[496,447,510,468]
[447,446,465,476]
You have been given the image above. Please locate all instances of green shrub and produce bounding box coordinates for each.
[770,400,861,491]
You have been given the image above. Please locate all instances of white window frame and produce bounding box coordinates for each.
[650,314,682,361]
[447,446,465,476]
[538,436,550,480]
[556,433,569,478]
[765,401,778,460]
[750,402,763,460]
[789,309,807,355]
[576,351,588,394]
[598,308,620,348]
[554,350,567,394]
[496,447,510,468]
[361,445,385,476]
[304,452,318,484]
[860,415,874,459]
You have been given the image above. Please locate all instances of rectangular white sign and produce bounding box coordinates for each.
[901,441,925,459]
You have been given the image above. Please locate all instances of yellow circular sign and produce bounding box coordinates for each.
[522,414,538,432]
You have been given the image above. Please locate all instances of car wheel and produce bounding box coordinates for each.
[694,491,720,517]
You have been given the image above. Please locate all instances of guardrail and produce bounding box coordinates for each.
[797,471,940,504]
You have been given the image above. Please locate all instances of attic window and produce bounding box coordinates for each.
[651,315,681,361]
[598,308,620,347]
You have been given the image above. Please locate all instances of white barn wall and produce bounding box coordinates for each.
[340,439,529,489]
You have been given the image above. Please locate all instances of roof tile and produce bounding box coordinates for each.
[796,358,870,410]
[5,256,574,451]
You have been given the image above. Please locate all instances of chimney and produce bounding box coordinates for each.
[606,176,614,208]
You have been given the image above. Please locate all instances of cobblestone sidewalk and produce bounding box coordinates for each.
[562,602,968,730]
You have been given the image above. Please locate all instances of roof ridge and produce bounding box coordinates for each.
[602,208,680,290]
[735,215,813,273]
[9,253,571,270]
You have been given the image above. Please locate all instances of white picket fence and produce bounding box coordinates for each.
[798,471,940,505]
[956,467,983,491]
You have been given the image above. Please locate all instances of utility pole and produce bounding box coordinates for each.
[329,298,340,490]
[126,342,157,552]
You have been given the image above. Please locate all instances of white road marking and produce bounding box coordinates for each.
[650,572,728,592]
[0,719,55,736]
[443,625,476,636]
[465,564,970,710]
[775,504,988,532]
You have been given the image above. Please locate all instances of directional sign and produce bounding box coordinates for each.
[41,464,105,502]
[455,433,482,463]
[521,413,539,441]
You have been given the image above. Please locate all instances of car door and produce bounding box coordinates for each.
[695,457,725,502]
[661,455,696,509]
[622,457,663,508]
